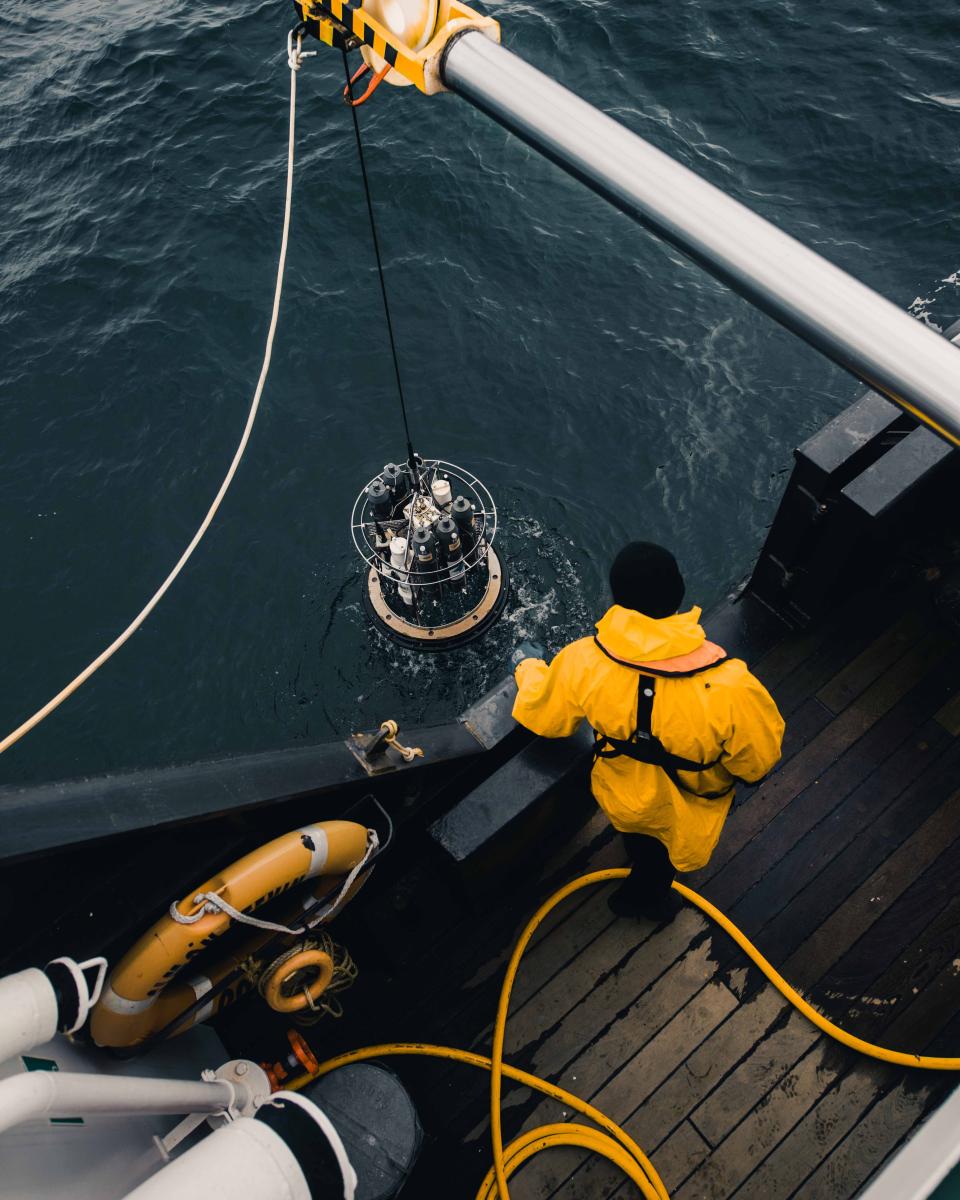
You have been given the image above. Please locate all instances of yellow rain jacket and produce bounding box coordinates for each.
[512,605,784,872]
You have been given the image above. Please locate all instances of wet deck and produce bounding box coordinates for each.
[332,579,960,1198]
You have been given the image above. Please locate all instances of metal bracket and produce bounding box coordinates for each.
[348,719,425,775]
[207,1060,272,1121]
[154,1110,209,1162]
[380,719,423,762]
[152,1058,272,1161]
[293,0,500,95]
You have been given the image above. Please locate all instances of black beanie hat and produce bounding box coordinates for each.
[609,542,685,618]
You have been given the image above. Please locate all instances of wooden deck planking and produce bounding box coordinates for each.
[749,582,925,699]
[509,956,736,1160]
[503,809,960,1200]
[428,842,624,1039]
[719,719,956,946]
[796,1077,941,1200]
[748,740,960,977]
[655,1122,714,1194]
[925,1000,960,1059]
[704,674,957,918]
[403,811,619,1025]
[615,608,954,1196]
[814,608,928,714]
[686,1005,822,1149]
[410,819,667,1140]
[586,981,741,1125]
[618,987,792,1153]
[692,632,944,887]
[675,877,960,1198]
[423,912,733,1179]
[385,815,616,1018]
[676,1040,851,1199]
[751,628,828,692]
[873,936,960,1060]
[521,920,712,1084]
[450,913,711,1145]
[825,850,960,1011]
[759,603,926,719]
[728,1061,897,1200]
[783,786,960,986]
[740,880,960,1189]
[526,989,803,1199]
[513,1119,712,1200]
[525,985,747,1198]
[606,913,959,1200]
[934,687,960,735]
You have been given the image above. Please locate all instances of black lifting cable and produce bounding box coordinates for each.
[341,49,420,488]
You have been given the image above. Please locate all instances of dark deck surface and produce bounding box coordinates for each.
[327,578,960,1199]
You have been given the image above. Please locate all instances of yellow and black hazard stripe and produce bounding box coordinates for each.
[297,0,407,76]
[296,0,400,66]
[294,0,500,95]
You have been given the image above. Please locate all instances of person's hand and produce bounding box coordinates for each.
[511,640,546,668]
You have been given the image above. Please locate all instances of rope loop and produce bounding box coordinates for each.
[168,829,380,936]
[258,931,358,1023]
[287,25,317,72]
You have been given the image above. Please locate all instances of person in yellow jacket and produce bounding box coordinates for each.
[513,542,784,921]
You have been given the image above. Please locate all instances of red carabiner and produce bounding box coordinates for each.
[343,61,391,108]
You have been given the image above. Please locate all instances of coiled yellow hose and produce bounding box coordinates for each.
[294,867,960,1198]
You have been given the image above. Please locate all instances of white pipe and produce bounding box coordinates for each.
[121,1118,310,1200]
[443,33,960,447]
[0,969,59,1065]
[0,1071,243,1137]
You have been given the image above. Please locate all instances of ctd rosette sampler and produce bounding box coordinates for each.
[351,454,508,649]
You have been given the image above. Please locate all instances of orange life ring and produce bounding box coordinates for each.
[261,948,336,1014]
[90,820,372,1048]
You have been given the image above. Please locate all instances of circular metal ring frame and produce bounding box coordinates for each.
[364,548,510,650]
[350,458,498,587]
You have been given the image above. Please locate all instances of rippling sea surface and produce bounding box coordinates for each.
[2,0,958,785]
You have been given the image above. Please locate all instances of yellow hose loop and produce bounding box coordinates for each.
[490,868,666,1200]
[477,1125,663,1200]
[294,1042,665,1199]
[298,868,960,1200]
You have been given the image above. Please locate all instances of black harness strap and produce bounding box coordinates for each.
[592,645,732,801]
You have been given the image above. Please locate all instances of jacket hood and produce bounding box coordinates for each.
[595,605,707,664]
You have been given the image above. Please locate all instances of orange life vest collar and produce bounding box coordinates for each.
[593,636,727,677]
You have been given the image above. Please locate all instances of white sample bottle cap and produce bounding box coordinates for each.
[431,478,453,508]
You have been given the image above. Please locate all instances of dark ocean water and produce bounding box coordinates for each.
[2,0,959,785]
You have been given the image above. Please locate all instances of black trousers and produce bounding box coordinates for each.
[620,833,676,902]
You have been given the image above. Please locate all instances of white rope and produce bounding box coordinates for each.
[309,829,379,924]
[169,830,380,935]
[0,34,305,756]
[46,955,108,1035]
[170,894,307,935]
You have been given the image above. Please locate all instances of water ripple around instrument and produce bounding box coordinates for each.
[1,0,959,783]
